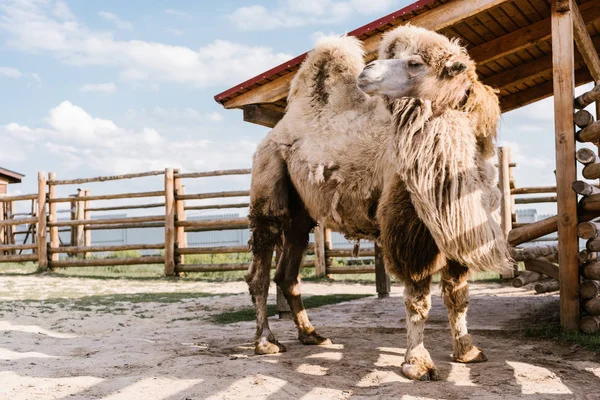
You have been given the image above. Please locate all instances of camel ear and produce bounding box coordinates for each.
[444,60,468,77]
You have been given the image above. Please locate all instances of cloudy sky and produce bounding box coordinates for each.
[0,0,596,215]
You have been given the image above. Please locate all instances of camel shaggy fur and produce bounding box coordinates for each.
[245,25,510,381]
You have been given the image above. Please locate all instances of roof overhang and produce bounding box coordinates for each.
[0,167,24,184]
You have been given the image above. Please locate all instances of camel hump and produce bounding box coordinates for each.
[288,35,366,107]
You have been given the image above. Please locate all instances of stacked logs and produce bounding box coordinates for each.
[511,245,560,294]
[573,90,600,333]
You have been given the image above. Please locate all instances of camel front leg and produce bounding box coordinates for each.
[441,261,487,363]
[402,276,439,381]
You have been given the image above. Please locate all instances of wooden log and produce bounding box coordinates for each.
[512,271,543,288]
[514,196,557,204]
[524,258,560,281]
[580,193,600,212]
[579,250,598,264]
[184,202,249,211]
[37,172,48,270]
[580,315,600,334]
[575,82,600,109]
[176,245,248,255]
[583,163,600,180]
[50,243,164,254]
[325,266,376,274]
[577,121,600,143]
[508,216,558,246]
[164,168,175,276]
[48,172,59,263]
[49,191,164,203]
[511,244,558,261]
[582,261,600,279]
[49,170,165,185]
[178,217,249,230]
[174,174,186,266]
[243,104,284,128]
[586,237,600,251]
[0,243,37,251]
[578,221,600,239]
[174,168,251,179]
[576,148,598,165]
[49,215,164,227]
[534,279,560,294]
[584,297,600,315]
[0,200,4,255]
[84,222,163,231]
[574,110,595,129]
[374,243,390,298]
[49,256,165,268]
[580,280,600,299]
[498,147,513,261]
[176,261,315,273]
[0,193,37,202]
[324,228,333,269]
[572,0,600,82]
[86,202,165,212]
[572,180,600,195]
[75,190,85,258]
[325,248,376,258]
[0,217,37,227]
[313,224,326,277]
[0,254,39,262]
[176,190,249,201]
[511,186,556,195]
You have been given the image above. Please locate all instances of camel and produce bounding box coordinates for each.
[245,25,510,381]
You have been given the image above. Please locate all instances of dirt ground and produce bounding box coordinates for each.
[0,273,599,400]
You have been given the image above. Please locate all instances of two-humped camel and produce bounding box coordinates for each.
[245,25,510,381]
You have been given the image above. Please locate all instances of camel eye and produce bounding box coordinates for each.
[407,60,423,68]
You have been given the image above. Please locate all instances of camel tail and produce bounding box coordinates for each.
[288,35,366,107]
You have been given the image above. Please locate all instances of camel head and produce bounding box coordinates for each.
[357,25,474,111]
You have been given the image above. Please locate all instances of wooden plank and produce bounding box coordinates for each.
[0,243,37,251]
[313,225,327,277]
[498,146,513,248]
[48,172,59,263]
[514,196,557,204]
[0,193,37,202]
[524,258,560,280]
[49,256,165,268]
[49,215,164,227]
[325,248,376,258]
[572,0,600,81]
[50,243,165,254]
[37,172,47,270]
[49,170,164,185]
[243,105,284,128]
[177,245,249,255]
[174,173,186,265]
[551,0,580,331]
[174,169,251,179]
[326,266,376,274]
[185,202,249,211]
[164,168,175,276]
[0,217,37,227]
[49,191,165,203]
[0,254,38,263]
[176,190,249,201]
[86,203,165,212]
[511,186,557,195]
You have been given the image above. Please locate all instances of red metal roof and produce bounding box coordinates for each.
[214,0,437,105]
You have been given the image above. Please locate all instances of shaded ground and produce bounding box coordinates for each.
[0,273,599,399]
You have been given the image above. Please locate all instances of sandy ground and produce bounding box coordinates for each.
[0,274,599,400]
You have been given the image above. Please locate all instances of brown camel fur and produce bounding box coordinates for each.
[245,25,510,381]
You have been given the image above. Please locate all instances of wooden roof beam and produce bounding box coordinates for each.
[572,0,600,82]
[243,105,284,128]
[470,0,600,66]
[222,0,509,110]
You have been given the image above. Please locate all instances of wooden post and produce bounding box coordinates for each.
[498,146,515,278]
[84,189,91,259]
[324,228,333,277]
[275,247,291,319]
[174,172,186,267]
[596,83,600,176]
[48,172,59,264]
[552,0,580,331]
[6,201,14,253]
[37,172,48,270]
[75,189,85,258]
[69,194,76,251]
[0,199,4,254]
[313,224,327,277]
[164,168,175,276]
[374,242,390,298]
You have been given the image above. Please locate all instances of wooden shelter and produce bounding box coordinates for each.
[0,167,23,195]
[215,0,600,332]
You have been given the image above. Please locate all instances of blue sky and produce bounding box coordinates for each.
[0,0,597,215]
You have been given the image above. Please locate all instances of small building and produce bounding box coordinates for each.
[0,167,24,195]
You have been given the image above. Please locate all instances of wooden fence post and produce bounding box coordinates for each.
[275,247,291,319]
[313,224,327,277]
[7,201,14,253]
[0,198,4,254]
[75,189,85,258]
[324,228,333,277]
[174,172,186,267]
[374,243,390,298]
[84,189,91,259]
[69,194,76,251]
[498,146,514,278]
[48,172,59,265]
[37,172,48,270]
[164,168,175,276]
[551,0,580,331]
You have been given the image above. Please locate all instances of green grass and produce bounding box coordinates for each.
[211,293,372,324]
[523,322,600,352]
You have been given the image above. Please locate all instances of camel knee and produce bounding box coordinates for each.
[274,274,300,297]
[404,281,432,322]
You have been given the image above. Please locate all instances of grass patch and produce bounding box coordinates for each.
[523,322,600,352]
[211,293,372,324]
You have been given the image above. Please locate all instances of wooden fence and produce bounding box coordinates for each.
[0,168,391,298]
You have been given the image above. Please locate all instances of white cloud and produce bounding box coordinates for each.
[0,66,21,78]
[80,82,116,93]
[3,101,253,175]
[151,107,224,121]
[98,11,133,31]
[52,0,74,20]
[228,0,399,31]
[0,0,292,87]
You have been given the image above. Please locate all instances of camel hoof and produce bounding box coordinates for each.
[454,347,487,363]
[299,331,332,346]
[401,361,440,381]
[255,337,286,355]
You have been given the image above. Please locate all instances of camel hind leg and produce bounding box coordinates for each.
[246,139,289,355]
[441,261,487,363]
[274,193,331,346]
